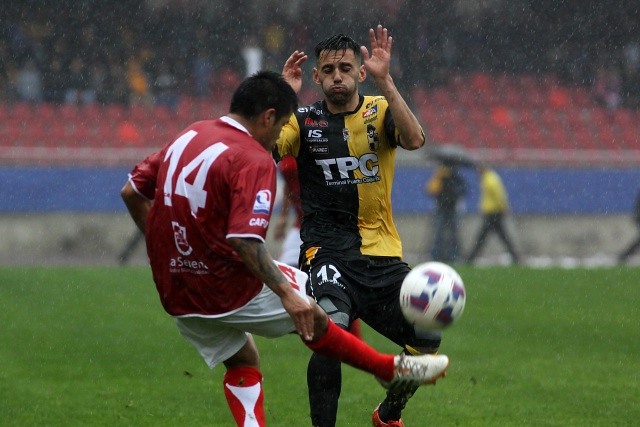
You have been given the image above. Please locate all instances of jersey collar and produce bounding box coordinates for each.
[322,94,364,116]
[220,115,251,136]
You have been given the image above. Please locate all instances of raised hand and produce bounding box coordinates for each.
[360,24,392,81]
[282,50,308,94]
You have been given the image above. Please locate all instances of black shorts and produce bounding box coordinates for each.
[303,250,441,351]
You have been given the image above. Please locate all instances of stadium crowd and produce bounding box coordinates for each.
[1,0,639,109]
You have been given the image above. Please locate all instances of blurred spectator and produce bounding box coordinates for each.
[192,47,214,98]
[593,66,623,111]
[15,58,42,103]
[104,62,130,105]
[42,56,66,104]
[153,62,179,109]
[64,56,95,105]
[617,188,640,264]
[621,62,640,109]
[126,56,152,106]
[241,36,264,78]
[622,39,640,72]
[465,165,520,265]
[263,23,286,70]
[425,164,466,263]
[0,0,639,109]
[88,62,110,105]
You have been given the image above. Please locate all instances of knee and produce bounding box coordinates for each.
[316,297,350,329]
[223,335,260,370]
[311,303,330,337]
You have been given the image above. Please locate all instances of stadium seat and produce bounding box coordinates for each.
[426,120,450,143]
[430,88,455,110]
[548,85,571,109]
[570,87,593,108]
[546,126,571,150]
[475,124,501,148]
[597,130,618,150]
[59,104,81,122]
[619,127,640,149]
[520,125,547,149]
[502,87,525,108]
[34,103,56,124]
[105,104,125,122]
[410,87,430,107]
[0,103,8,121]
[2,70,639,166]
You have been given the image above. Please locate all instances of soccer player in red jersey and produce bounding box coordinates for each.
[121,71,448,426]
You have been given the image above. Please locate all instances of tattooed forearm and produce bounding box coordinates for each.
[227,237,289,296]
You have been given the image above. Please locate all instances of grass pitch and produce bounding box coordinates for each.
[1,266,638,426]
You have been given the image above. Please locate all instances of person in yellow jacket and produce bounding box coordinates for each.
[465,165,520,264]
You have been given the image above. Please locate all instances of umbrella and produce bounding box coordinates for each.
[427,144,476,167]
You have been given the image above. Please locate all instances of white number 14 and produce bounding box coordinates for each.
[162,130,228,214]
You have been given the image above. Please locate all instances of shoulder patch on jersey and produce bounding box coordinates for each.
[253,189,272,214]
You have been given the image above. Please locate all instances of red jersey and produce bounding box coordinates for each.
[277,154,303,228]
[128,116,277,316]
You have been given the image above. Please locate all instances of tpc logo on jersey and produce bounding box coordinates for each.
[172,221,193,256]
[253,189,272,214]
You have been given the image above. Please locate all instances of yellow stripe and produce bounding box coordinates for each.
[303,246,320,266]
[404,344,439,356]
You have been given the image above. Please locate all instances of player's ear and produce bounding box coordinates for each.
[312,68,321,85]
[358,65,366,83]
[263,108,277,127]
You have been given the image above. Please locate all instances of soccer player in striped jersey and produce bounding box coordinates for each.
[278,26,446,427]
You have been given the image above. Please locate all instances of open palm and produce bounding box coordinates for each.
[360,25,392,80]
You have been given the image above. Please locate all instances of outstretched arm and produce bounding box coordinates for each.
[228,237,314,341]
[361,25,426,150]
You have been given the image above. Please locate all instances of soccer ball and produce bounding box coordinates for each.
[399,262,466,330]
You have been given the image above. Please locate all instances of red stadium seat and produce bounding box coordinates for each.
[105,104,125,122]
[619,127,640,149]
[426,121,450,144]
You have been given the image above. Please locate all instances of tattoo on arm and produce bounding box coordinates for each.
[229,237,288,295]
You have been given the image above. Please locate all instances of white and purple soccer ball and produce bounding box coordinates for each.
[399,262,466,330]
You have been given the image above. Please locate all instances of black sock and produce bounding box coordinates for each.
[308,352,342,427]
[379,382,419,422]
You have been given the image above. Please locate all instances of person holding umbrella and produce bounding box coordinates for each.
[424,159,467,263]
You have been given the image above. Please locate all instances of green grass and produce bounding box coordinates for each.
[1,266,639,426]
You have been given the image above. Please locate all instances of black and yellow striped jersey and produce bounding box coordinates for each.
[277,94,408,258]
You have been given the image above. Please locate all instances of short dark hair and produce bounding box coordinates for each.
[314,34,361,61]
[229,71,298,121]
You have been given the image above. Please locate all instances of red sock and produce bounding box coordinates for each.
[305,320,395,381]
[223,366,265,426]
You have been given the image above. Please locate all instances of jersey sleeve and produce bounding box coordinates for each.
[276,113,301,158]
[382,102,425,149]
[226,154,277,241]
[128,150,163,200]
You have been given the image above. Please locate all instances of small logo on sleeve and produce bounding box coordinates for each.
[252,189,272,214]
